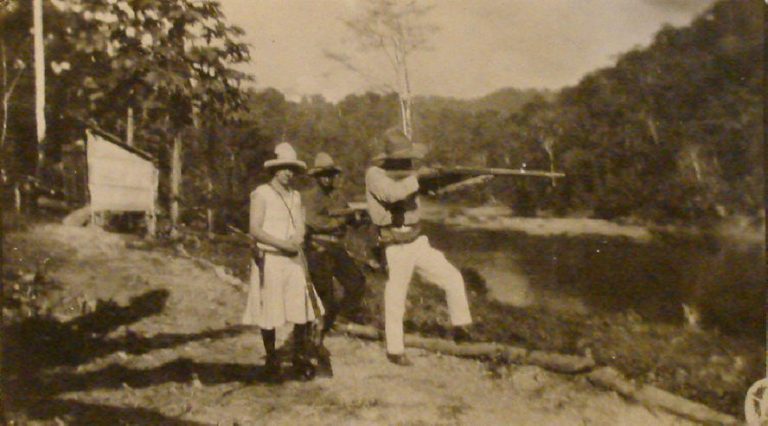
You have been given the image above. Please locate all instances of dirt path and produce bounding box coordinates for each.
[5,224,698,425]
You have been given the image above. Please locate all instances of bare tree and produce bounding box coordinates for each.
[328,0,437,138]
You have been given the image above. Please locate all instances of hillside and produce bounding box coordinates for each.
[415,87,553,115]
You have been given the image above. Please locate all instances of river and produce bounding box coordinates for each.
[420,222,764,342]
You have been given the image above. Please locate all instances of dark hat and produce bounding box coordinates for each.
[264,142,307,171]
[373,127,426,162]
[308,152,342,176]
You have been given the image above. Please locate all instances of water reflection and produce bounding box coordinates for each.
[423,222,764,341]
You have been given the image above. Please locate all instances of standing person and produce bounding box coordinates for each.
[365,127,473,366]
[303,153,367,339]
[242,142,324,382]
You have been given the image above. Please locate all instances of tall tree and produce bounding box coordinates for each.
[328,0,437,138]
[48,0,250,232]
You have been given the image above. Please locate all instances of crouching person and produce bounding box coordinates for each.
[242,142,324,382]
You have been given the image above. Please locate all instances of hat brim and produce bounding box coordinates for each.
[308,166,342,176]
[373,144,427,162]
[264,159,307,171]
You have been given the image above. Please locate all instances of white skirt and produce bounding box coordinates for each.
[242,253,324,329]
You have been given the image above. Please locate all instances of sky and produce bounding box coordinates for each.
[219,0,715,102]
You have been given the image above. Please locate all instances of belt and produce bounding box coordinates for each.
[262,250,296,258]
[377,223,421,245]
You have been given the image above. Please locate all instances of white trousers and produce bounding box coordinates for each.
[384,235,472,354]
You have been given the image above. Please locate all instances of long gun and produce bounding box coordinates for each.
[434,166,565,179]
[329,167,566,219]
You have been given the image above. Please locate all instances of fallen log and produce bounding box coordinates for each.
[339,323,735,422]
[587,367,738,425]
[338,323,594,374]
[527,350,595,374]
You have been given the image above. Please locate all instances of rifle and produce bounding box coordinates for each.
[386,166,565,195]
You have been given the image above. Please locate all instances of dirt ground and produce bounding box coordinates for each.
[3,224,703,425]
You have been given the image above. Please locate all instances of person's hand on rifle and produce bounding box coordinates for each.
[416,165,439,179]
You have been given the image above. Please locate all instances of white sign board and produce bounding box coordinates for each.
[87,131,158,213]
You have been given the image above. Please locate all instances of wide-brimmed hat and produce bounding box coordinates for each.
[308,152,342,176]
[264,142,307,171]
[373,127,426,162]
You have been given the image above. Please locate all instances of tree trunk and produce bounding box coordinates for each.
[33,0,46,181]
[205,126,216,238]
[126,106,134,146]
[1,41,5,150]
[392,36,413,139]
[170,134,182,238]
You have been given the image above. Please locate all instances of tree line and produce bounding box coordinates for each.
[1,0,762,232]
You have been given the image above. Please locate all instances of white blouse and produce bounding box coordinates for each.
[250,184,302,251]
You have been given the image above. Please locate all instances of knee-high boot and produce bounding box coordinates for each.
[261,328,281,382]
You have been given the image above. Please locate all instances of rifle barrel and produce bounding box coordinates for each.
[447,166,565,178]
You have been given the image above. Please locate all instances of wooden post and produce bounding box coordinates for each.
[170,134,182,238]
[126,107,134,147]
[33,0,46,180]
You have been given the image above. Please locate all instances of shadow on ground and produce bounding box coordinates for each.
[2,288,273,424]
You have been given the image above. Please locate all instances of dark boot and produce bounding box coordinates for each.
[386,353,413,366]
[261,329,283,384]
[452,325,472,344]
[292,324,316,381]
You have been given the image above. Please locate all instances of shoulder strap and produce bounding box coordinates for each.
[269,184,297,229]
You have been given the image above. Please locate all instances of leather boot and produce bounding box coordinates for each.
[261,329,282,384]
[452,325,472,344]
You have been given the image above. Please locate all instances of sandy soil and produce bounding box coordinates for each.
[4,224,700,425]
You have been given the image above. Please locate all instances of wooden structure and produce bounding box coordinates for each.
[86,130,158,235]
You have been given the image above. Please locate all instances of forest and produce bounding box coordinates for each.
[1,0,763,230]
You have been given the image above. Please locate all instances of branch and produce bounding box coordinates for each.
[323,49,396,93]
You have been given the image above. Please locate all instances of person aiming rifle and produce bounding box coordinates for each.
[302,152,367,377]
[366,127,473,366]
[241,142,324,382]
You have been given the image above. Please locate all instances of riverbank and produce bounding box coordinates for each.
[422,200,764,245]
[3,222,715,425]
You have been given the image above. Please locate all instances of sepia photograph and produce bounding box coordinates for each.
[0,0,764,424]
